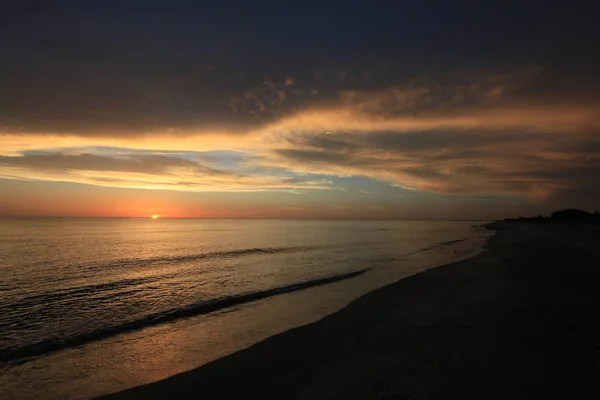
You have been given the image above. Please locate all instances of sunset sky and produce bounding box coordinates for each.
[1,0,599,219]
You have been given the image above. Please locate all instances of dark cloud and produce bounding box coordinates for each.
[0,152,221,175]
[289,129,558,155]
[2,1,600,215]
[1,1,599,134]
[271,128,600,204]
[274,149,353,165]
[362,130,541,152]
[454,166,490,175]
[285,135,360,152]
[550,183,600,209]
[401,166,447,179]
[0,148,340,192]
[511,164,600,182]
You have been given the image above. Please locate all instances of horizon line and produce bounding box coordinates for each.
[0,216,490,222]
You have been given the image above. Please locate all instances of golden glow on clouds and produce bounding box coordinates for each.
[0,162,333,192]
[0,132,260,157]
[1,68,599,205]
[261,104,600,137]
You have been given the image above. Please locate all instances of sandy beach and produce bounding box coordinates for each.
[99,221,600,399]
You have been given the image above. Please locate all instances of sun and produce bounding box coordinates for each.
[151,214,160,219]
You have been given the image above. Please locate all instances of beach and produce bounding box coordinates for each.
[0,220,487,400]
[99,221,600,399]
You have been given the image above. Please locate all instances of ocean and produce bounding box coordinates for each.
[0,218,490,400]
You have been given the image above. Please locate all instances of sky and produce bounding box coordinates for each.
[1,0,599,219]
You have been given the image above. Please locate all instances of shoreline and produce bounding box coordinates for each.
[99,221,600,399]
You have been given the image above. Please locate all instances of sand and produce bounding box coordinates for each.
[98,221,600,399]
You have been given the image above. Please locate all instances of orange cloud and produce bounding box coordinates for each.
[2,67,599,204]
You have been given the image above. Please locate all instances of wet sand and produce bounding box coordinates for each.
[99,221,600,399]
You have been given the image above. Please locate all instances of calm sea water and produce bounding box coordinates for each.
[0,219,490,400]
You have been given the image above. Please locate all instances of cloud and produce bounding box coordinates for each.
[360,190,382,195]
[0,152,221,175]
[1,64,599,209]
[274,149,354,165]
[338,65,544,114]
[238,68,598,205]
[262,126,600,205]
[0,149,334,192]
[261,103,599,137]
[2,0,599,142]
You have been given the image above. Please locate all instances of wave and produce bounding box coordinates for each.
[4,246,320,305]
[389,239,467,261]
[78,245,321,272]
[3,277,159,309]
[2,245,325,307]
[1,268,369,364]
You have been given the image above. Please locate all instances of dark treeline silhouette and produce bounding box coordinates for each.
[507,209,600,224]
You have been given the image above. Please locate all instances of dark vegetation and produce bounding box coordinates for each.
[507,209,600,224]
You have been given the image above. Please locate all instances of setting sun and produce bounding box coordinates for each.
[151,214,160,219]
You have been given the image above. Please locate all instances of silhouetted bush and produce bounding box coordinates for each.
[503,209,600,224]
[550,209,593,221]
